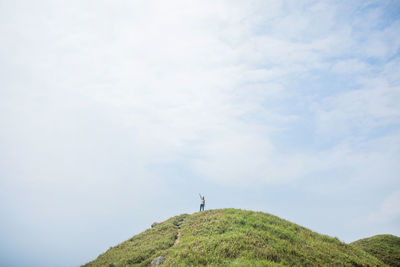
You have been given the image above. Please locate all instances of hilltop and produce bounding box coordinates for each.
[83,209,387,266]
[351,234,400,267]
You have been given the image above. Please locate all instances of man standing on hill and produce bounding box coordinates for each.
[199,194,205,211]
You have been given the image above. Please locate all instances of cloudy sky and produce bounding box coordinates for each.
[1,0,400,266]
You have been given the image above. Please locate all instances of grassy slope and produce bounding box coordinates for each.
[83,209,386,267]
[351,235,400,267]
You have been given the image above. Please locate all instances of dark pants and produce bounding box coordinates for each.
[200,204,205,211]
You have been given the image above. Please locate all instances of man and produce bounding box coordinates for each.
[199,193,205,211]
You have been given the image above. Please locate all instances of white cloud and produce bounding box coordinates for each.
[1,0,399,187]
[316,85,400,137]
[3,0,399,188]
[331,59,371,74]
[367,191,400,223]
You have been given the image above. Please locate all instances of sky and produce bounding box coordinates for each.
[0,0,400,266]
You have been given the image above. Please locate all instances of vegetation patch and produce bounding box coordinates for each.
[83,209,388,266]
[83,214,187,267]
[351,234,400,267]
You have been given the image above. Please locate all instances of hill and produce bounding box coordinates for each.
[351,234,400,267]
[83,209,386,266]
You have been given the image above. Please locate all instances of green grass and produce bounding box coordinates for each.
[83,214,187,267]
[83,209,387,267]
[351,234,400,267]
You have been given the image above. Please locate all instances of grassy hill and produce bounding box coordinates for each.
[83,209,387,266]
[351,234,400,267]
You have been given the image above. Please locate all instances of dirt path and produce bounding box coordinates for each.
[174,229,182,245]
[173,220,185,246]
